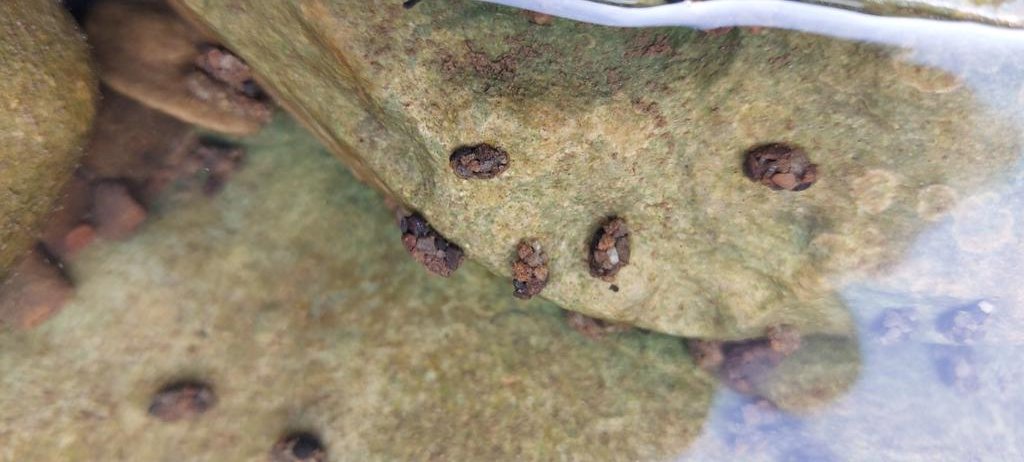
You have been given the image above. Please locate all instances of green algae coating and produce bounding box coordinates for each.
[0,116,713,461]
[0,1,98,280]
[172,0,1018,340]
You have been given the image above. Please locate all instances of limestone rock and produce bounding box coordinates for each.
[0,0,97,281]
[170,0,1019,339]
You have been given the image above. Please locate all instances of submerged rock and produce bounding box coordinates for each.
[0,1,98,281]
[170,0,1019,339]
[0,116,714,459]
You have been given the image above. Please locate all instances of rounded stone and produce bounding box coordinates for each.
[0,1,98,280]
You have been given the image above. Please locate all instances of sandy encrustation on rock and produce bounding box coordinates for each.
[512,239,549,299]
[398,212,464,277]
[450,143,510,179]
[588,217,631,281]
[743,143,818,192]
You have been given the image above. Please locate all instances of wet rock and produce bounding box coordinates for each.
[270,433,326,462]
[0,249,74,330]
[148,381,217,422]
[399,212,464,277]
[167,0,1019,339]
[588,217,631,281]
[565,310,633,339]
[511,239,549,299]
[0,0,97,280]
[696,330,858,412]
[738,336,861,412]
[86,0,270,135]
[92,182,148,240]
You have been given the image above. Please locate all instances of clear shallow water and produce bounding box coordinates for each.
[485,1,1024,460]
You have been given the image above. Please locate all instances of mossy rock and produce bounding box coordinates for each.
[171,0,1019,339]
[0,1,97,279]
[0,115,714,460]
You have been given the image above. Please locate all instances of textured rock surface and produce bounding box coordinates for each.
[0,116,714,460]
[0,1,97,280]
[171,0,1019,339]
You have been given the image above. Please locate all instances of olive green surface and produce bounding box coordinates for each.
[0,116,714,461]
[169,0,1019,340]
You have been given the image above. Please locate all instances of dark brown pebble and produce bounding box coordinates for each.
[148,381,217,422]
[399,212,464,277]
[512,239,549,299]
[271,432,326,462]
[588,217,630,281]
[449,143,509,179]
[743,143,818,191]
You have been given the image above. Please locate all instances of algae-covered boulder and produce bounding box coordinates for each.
[0,115,714,460]
[171,0,1019,339]
[0,1,97,280]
